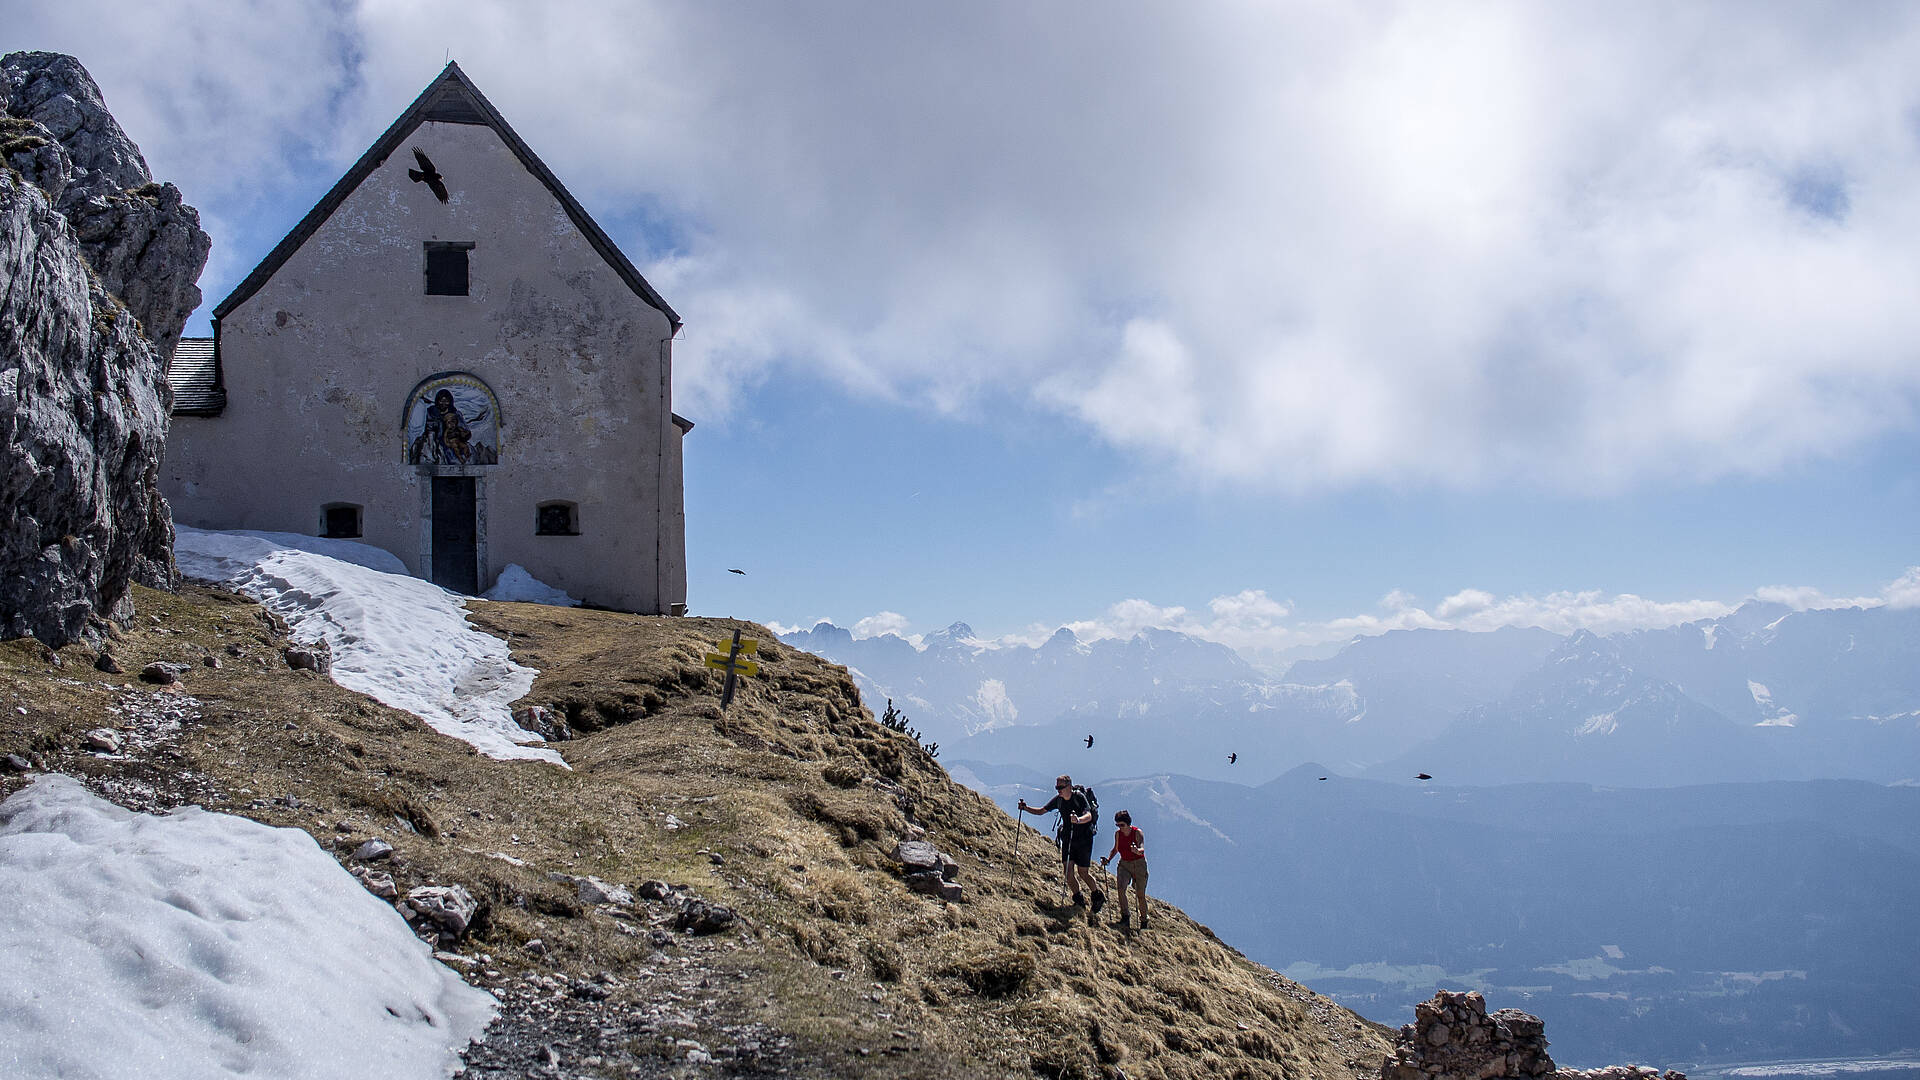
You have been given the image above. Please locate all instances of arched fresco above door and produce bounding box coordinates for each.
[403,372,500,466]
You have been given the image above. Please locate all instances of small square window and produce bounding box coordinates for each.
[424,242,473,296]
[536,502,578,536]
[322,504,362,538]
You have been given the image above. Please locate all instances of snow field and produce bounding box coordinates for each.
[0,775,495,1079]
[172,527,562,765]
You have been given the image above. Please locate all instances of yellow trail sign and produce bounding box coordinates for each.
[705,654,759,677]
[710,630,761,710]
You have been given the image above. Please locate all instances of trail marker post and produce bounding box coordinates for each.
[705,629,758,710]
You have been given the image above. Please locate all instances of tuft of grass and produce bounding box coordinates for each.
[942,949,1036,999]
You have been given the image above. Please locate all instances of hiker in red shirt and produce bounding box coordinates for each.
[1099,809,1149,930]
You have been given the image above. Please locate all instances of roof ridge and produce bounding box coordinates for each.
[211,63,679,328]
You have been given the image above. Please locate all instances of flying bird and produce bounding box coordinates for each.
[1228,753,1237,765]
[1318,777,1328,781]
[727,568,746,575]
[1415,773,1433,781]
[408,147,449,202]
[1084,734,1094,749]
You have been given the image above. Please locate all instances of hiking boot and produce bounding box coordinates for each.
[1091,891,1107,914]
[1072,893,1086,906]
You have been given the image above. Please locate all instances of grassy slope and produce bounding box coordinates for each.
[0,584,1392,1080]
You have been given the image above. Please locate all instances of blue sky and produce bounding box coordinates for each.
[13,1,1920,667]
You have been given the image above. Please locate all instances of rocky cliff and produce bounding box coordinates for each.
[0,52,209,645]
[2,52,208,360]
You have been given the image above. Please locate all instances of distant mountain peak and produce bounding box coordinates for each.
[1720,599,1796,635]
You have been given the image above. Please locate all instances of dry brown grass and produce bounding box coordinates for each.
[0,585,1393,1080]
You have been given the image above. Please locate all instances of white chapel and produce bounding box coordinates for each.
[164,63,689,614]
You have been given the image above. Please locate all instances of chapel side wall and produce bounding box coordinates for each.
[160,120,681,612]
[663,424,688,611]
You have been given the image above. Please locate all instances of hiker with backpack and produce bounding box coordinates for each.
[1018,774,1105,913]
[1099,809,1149,930]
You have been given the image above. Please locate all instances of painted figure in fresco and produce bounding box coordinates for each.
[410,388,491,465]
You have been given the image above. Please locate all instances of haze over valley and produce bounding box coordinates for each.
[783,606,1920,1067]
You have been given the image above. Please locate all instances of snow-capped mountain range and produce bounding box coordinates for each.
[779,601,1920,785]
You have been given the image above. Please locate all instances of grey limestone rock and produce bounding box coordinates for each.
[637,879,679,902]
[352,838,395,862]
[512,704,571,742]
[891,839,942,873]
[673,896,736,935]
[1,52,207,648]
[2,52,208,360]
[551,872,632,906]
[140,660,186,685]
[407,884,479,938]
[349,864,398,899]
[905,871,964,903]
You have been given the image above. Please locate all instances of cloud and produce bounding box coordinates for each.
[1882,569,1920,609]
[852,611,915,640]
[1062,599,1192,643]
[20,3,1920,493]
[1436,589,1496,618]
[1751,584,1877,610]
[808,564,1920,671]
[1208,590,1291,622]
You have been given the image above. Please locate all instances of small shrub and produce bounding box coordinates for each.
[877,698,939,760]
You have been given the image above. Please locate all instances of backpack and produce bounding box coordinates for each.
[1057,785,1098,837]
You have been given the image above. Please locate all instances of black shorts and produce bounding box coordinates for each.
[1059,829,1094,867]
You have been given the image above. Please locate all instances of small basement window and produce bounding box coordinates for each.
[536,501,579,536]
[424,241,474,296]
[321,503,362,539]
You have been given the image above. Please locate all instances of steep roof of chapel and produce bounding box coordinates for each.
[211,62,680,329]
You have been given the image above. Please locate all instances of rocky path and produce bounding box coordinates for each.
[456,945,793,1078]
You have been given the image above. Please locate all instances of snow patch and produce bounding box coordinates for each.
[0,775,494,1079]
[1701,624,1718,650]
[1575,711,1619,736]
[1748,680,1799,726]
[1139,778,1233,844]
[973,679,1018,730]
[174,527,560,765]
[483,564,579,607]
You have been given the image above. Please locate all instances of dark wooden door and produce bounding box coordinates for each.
[430,477,478,594]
